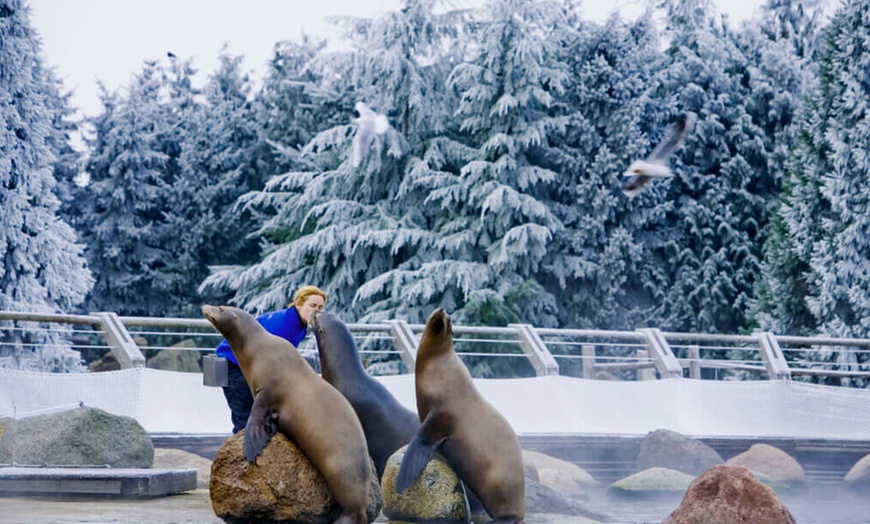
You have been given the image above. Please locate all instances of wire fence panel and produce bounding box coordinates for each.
[0,311,869,386]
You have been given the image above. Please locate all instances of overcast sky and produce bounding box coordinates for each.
[29,0,780,118]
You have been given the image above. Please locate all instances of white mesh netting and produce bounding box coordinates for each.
[1,368,869,439]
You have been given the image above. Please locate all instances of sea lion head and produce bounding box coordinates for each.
[307,310,351,351]
[203,305,259,354]
[308,309,325,335]
[418,308,453,357]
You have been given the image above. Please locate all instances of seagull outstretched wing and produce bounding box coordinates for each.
[622,112,697,197]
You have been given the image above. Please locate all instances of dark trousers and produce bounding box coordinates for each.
[222,363,253,433]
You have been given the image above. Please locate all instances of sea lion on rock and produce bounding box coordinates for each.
[202,305,371,524]
[396,308,525,523]
[309,311,421,479]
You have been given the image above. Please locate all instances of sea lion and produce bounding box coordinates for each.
[396,308,525,523]
[309,311,420,479]
[202,305,371,524]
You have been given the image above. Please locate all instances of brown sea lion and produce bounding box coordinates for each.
[202,305,371,524]
[396,308,525,523]
[309,311,421,479]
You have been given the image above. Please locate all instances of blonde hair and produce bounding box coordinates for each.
[291,285,327,308]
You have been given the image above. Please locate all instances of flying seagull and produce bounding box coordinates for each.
[351,101,391,168]
[621,111,697,197]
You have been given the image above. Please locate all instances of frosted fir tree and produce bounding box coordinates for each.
[356,0,570,334]
[758,0,826,62]
[545,11,672,330]
[744,0,824,335]
[202,0,465,320]
[255,35,339,175]
[0,0,93,371]
[43,68,85,230]
[78,62,174,316]
[173,51,266,313]
[647,0,777,334]
[770,0,870,385]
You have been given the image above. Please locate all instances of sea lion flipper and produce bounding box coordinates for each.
[395,413,448,493]
[244,388,279,463]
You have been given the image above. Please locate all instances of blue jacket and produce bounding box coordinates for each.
[214,306,308,366]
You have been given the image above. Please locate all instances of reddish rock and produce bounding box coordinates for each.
[210,432,381,523]
[663,465,796,524]
[725,443,805,483]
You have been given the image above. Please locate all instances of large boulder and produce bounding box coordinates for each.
[153,448,212,489]
[637,429,723,476]
[146,340,202,372]
[380,446,468,523]
[845,453,870,486]
[523,449,599,500]
[380,446,612,523]
[210,431,381,524]
[663,465,796,524]
[88,352,121,372]
[0,406,152,468]
[724,443,805,483]
[607,467,695,497]
[525,477,613,522]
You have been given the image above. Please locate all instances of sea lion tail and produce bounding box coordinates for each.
[395,426,441,493]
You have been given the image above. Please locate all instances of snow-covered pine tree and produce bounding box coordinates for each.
[649,0,774,334]
[758,0,826,62]
[545,10,670,330]
[746,0,825,335]
[182,51,267,311]
[43,67,85,231]
[254,35,336,175]
[79,62,173,316]
[774,0,870,385]
[0,0,93,371]
[358,0,569,339]
[202,0,464,321]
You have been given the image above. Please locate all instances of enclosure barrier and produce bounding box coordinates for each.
[1,310,869,385]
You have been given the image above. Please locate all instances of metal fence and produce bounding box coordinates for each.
[1,310,869,386]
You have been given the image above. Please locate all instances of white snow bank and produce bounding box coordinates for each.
[1,368,869,440]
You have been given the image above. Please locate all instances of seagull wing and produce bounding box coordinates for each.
[351,102,391,167]
[646,111,697,164]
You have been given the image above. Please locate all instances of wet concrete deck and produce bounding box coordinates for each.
[0,491,606,524]
[0,467,197,497]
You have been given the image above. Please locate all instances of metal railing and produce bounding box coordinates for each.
[0,310,869,386]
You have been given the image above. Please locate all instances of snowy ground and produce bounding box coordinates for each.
[3,368,870,440]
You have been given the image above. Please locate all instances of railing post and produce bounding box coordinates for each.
[688,345,701,379]
[581,344,596,379]
[91,312,145,369]
[385,320,418,371]
[636,349,656,380]
[756,332,792,380]
[636,328,682,379]
[509,324,559,376]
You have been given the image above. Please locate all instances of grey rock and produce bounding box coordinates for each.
[0,406,153,468]
[608,467,695,497]
[637,429,723,476]
[725,443,805,483]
